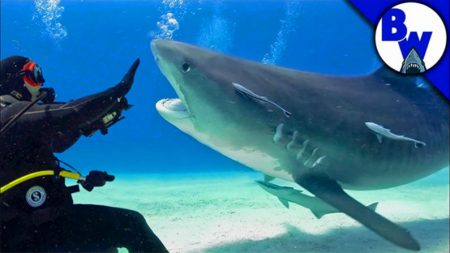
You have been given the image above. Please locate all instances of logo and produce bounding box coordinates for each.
[26,185,47,208]
[375,2,447,74]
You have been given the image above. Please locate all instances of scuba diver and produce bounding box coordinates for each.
[0,56,168,253]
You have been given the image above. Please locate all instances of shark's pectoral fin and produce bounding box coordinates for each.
[278,198,290,208]
[310,201,378,219]
[294,174,420,251]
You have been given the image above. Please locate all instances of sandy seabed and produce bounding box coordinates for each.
[73,169,449,253]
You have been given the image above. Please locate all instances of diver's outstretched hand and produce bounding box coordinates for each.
[114,58,140,97]
[80,170,115,192]
[79,59,139,136]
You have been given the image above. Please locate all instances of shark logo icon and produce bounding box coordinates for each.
[400,48,426,74]
[375,2,447,75]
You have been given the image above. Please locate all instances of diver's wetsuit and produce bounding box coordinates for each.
[0,61,168,253]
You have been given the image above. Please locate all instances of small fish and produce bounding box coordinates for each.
[365,122,426,148]
[256,180,378,219]
[232,82,292,118]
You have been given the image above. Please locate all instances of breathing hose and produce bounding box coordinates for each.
[0,170,85,194]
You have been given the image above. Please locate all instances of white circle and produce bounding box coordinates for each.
[375,2,447,73]
[26,185,47,208]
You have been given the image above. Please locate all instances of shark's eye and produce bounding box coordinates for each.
[182,63,191,73]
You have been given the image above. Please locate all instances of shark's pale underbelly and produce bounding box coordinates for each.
[206,142,295,181]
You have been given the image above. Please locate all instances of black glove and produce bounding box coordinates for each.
[81,97,132,136]
[79,171,115,192]
[39,88,56,103]
[79,59,139,137]
[114,58,140,97]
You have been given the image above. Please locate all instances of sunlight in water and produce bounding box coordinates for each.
[197,2,233,52]
[33,0,67,40]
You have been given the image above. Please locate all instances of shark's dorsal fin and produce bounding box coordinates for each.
[371,66,417,86]
[371,66,449,107]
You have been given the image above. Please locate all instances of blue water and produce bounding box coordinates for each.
[1,0,379,174]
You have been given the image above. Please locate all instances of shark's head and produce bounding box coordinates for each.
[152,39,278,139]
[400,48,426,74]
[152,39,292,176]
[152,39,234,135]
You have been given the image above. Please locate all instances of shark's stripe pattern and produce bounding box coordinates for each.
[272,123,327,170]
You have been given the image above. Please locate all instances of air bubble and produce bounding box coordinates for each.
[154,0,186,40]
[33,0,67,41]
[155,13,180,40]
[262,1,302,64]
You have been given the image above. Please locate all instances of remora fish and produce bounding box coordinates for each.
[256,180,378,219]
[365,121,426,148]
[151,39,449,251]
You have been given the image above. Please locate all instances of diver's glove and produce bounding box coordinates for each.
[79,59,139,137]
[79,170,115,192]
[81,97,132,136]
[97,97,132,135]
[39,88,56,103]
[114,58,140,97]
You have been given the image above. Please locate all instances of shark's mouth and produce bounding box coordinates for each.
[405,63,422,74]
[156,98,190,119]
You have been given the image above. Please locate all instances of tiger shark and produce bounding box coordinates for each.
[151,39,449,251]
